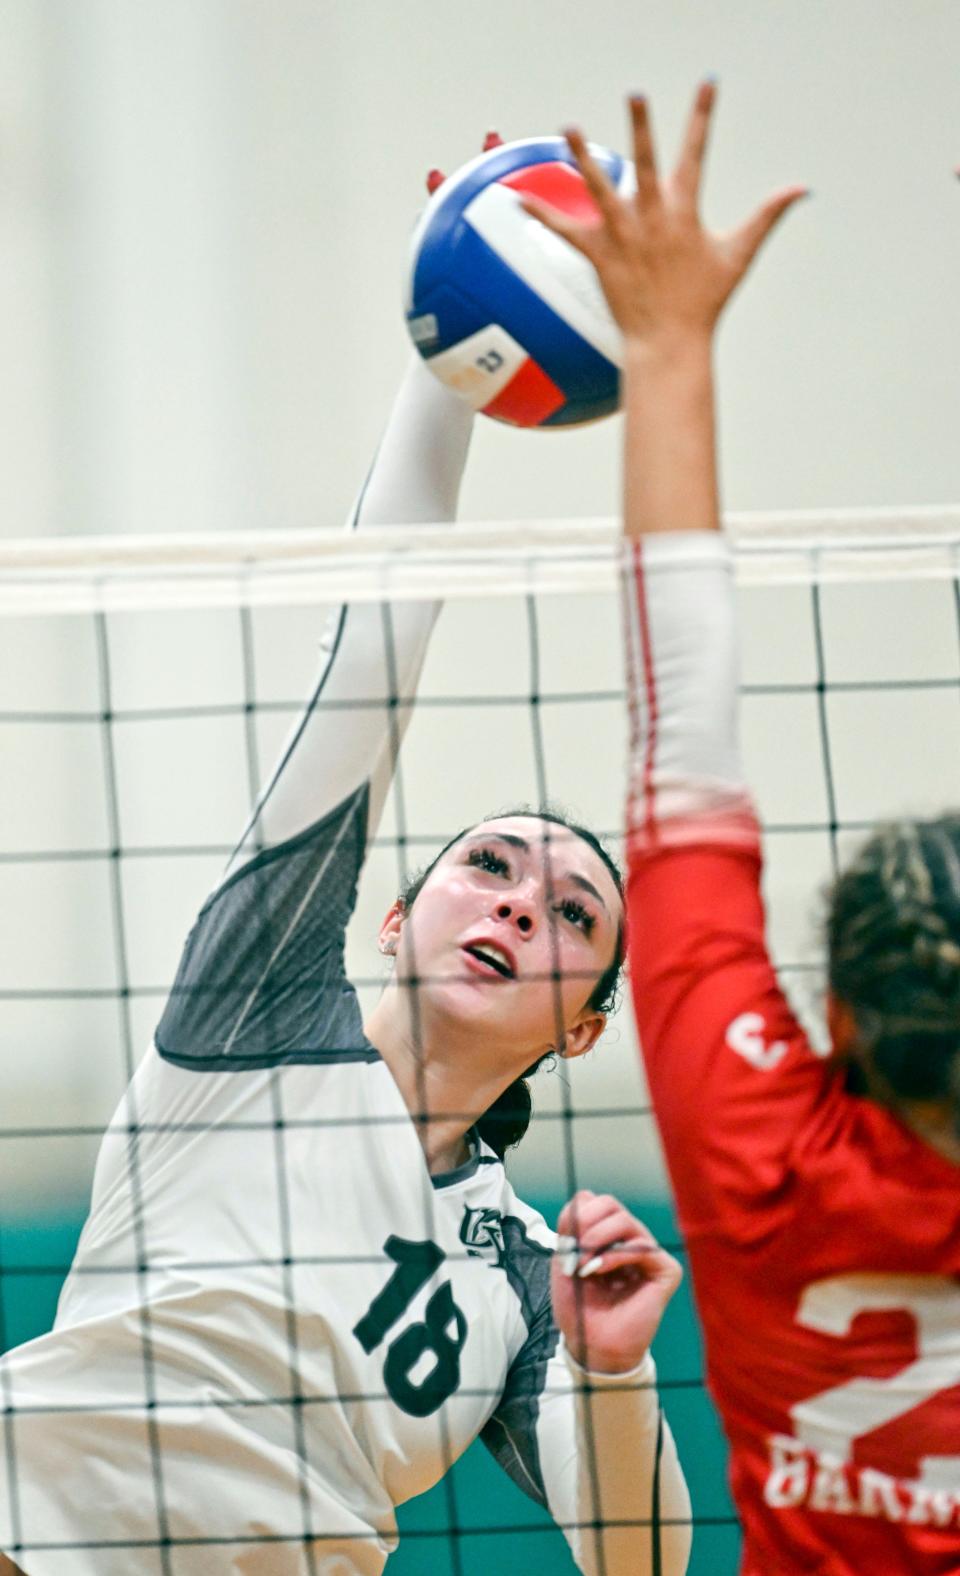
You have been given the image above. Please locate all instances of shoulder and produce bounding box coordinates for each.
[156,785,374,1072]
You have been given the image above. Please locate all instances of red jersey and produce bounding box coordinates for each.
[623,532,960,1575]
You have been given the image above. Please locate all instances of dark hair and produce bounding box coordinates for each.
[827,815,960,1130]
[398,806,626,1160]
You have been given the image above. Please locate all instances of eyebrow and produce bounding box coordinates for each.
[566,870,610,914]
[465,832,611,916]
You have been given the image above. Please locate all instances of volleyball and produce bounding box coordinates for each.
[405,137,633,428]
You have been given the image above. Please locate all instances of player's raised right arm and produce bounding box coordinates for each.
[154,359,471,1067]
[226,356,473,878]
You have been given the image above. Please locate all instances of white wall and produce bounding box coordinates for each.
[1,0,959,1207]
[2,0,959,542]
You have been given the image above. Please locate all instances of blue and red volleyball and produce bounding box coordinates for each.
[405,137,632,429]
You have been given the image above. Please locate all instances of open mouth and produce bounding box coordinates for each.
[463,942,516,980]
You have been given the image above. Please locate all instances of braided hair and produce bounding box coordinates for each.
[827,815,960,1126]
[397,806,626,1160]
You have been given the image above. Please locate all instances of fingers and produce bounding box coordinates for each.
[518,191,592,256]
[630,95,660,210]
[556,1228,642,1277]
[557,1188,619,1239]
[673,78,717,210]
[580,1241,683,1294]
[525,124,634,258]
[726,183,809,277]
[556,1191,668,1278]
[517,190,576,240]
[563,125,625,230]
[569,1237,657,1279]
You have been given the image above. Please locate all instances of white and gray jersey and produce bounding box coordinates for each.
[0,362,690,1576]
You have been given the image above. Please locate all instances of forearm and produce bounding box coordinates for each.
[228,359,473,867]
[622,532,756,852]
[622,332,720,540]
[541,1346,691,1575]
[353,353,473,532]
[619,319,749,846]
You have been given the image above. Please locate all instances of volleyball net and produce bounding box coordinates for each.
[1,507,959,1575]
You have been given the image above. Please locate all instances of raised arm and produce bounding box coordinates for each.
[227,356,473,875]
[519,85,804,855]
[523,90,821,1234]
[155,359,472,1068]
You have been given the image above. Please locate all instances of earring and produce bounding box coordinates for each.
[382,938,397,956]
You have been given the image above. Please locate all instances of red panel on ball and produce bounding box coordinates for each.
[482,357,566,426]
[501,161,602,223]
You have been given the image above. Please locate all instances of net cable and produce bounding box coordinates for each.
[2,510,957,1568]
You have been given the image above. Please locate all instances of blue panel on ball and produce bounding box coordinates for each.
[414,223,618,415]
[406,281,490,353]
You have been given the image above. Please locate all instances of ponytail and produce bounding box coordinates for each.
[475,1070,535,1161]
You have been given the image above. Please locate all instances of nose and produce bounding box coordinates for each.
[494,895,536,936]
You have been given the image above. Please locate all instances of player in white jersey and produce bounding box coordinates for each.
[0,335,691,1570]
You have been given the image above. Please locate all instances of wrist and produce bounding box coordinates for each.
[620,324,720,537]
[622,329,714,372]
[563,1340,656,1382]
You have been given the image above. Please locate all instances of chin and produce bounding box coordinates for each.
[414,977,519,1035]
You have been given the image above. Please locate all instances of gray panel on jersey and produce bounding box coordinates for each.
[156,784,377,1070]
[480,1215,558,1508]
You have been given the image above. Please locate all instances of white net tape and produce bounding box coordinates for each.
[1,506,959,614]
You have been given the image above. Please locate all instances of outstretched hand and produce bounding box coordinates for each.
[521,81,807,344]
[551,1190,682,1373]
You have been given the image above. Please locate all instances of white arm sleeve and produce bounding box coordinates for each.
[538,1344,691,1576]
[621,529,757,851]
[227,356,473,876]
[482,1285,690,1576]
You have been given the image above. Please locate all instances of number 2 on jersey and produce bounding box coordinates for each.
[792,1273,960,1485]
[353,1235,468,1418]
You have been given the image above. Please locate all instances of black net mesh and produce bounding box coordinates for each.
[1,515,959,1574]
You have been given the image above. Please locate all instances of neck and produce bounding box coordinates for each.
[900,1102,960,1166]
[364,988,528,1175]
[852,1050,960,1166]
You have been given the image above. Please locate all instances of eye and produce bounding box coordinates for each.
[554,896,596,936]
[467,846,510,878]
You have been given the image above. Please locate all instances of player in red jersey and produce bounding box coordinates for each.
[524,83,960,1573]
